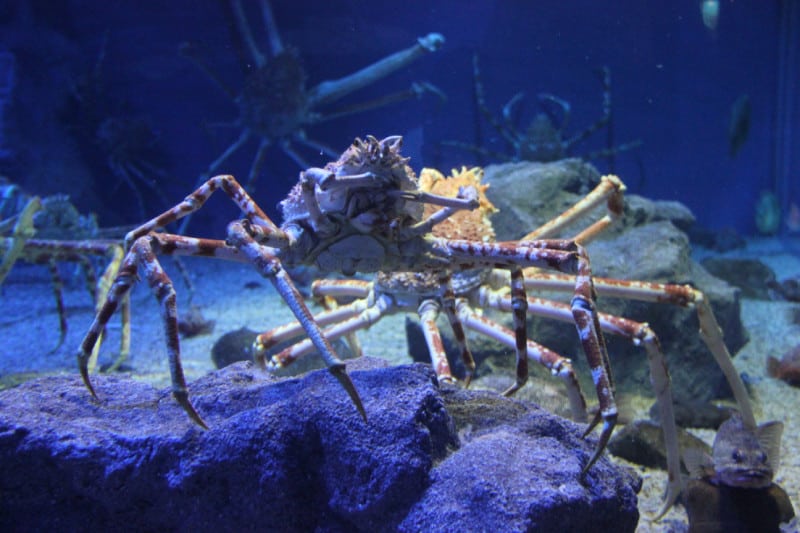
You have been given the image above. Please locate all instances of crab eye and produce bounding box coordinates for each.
[732,450,745,463]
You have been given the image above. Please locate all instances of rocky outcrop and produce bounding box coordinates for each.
[471,159,748,404]
[0,357,640,532]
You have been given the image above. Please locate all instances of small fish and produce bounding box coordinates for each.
[729,94,751,157]
[768,345,800,386]
[683,412,783,488]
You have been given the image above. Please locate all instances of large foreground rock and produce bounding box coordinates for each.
[477,159,748,403]
[0,358,639,532]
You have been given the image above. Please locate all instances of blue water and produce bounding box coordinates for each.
[0,0,796,236]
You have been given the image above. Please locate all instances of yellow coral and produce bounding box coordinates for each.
[419,166,497,242]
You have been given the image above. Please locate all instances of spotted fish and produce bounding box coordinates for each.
[684,411,782,488]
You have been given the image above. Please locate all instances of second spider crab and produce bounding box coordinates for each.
[77,134,618,478]
[444,54,640,165]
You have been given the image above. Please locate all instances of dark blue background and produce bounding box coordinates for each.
[1,1,795,236]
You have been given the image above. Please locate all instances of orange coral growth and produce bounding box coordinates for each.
[419,166,497,242]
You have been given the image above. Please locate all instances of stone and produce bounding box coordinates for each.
[0,357,640,532]
[701,257,777,300]
[474,159,749,404]
[401,388,641,532]
[648,399,735,430]
[607,419,710,471]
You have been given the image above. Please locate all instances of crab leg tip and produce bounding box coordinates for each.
[78,363,98,399]
[329,364,367,422]
[580,414,616,478]
[174,390,209,430]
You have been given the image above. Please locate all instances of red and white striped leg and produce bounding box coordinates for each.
[454,298,588,422]
[226,220,365,419]
[77,234,212,429]
[438,237,617,474]
[436,272,476,384]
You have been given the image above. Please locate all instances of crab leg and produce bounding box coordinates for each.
[519,272,755,429]
[478,287,681,516]
[454,298,588,422]
[126,175,286,249]
[416,299,456,382]
[0,196,40,285]
[521,175,626,244]
[436,272,476,384]
[436,238,617,474]
[308,33,445,108]
[265,293,394,369]
[253,299,369,365]
[77,234,240,429]
[227,221,365,420]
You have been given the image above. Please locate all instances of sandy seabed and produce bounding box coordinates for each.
[1,236,798,532]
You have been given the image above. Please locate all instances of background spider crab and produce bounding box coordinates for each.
[177,0,445,233]
[442,54,640,169]
[0,181,128,365]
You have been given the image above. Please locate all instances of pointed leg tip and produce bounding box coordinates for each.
[501,381,522,397]
[174,391,209,430]
[580,413,617,477]
[329,364,367,422]
[78,363,98,399]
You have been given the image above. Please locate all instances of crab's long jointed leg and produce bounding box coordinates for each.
[522,174,626,244]
[435,238,617,474]
[437,272,476,384]
[308,33,445,108]
[476,283,681,517]
[126,175,285,248]
[76,234,227,429]
[453,298,588,422]
[0,196,40,285]
[227,220,365,420]
[521,272,755,430]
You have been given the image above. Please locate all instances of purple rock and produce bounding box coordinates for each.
[0,357,640,531]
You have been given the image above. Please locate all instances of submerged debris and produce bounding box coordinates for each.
[767,345,800,387]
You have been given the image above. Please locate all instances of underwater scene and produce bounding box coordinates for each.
[1,1,799,531]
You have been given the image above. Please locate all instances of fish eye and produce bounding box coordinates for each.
[732,450,745,463]
[757,451,767,463]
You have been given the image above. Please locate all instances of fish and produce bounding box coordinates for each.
[729,94,751,157]
[683,412,783,489]
[681,413,796,532]
[768,345,800,386]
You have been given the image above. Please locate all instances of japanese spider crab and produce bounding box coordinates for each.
[443,54,640,165]
[0,187,129,369]
[178,0,445,232]
[77,134,619,480]
[252,165,757,518]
